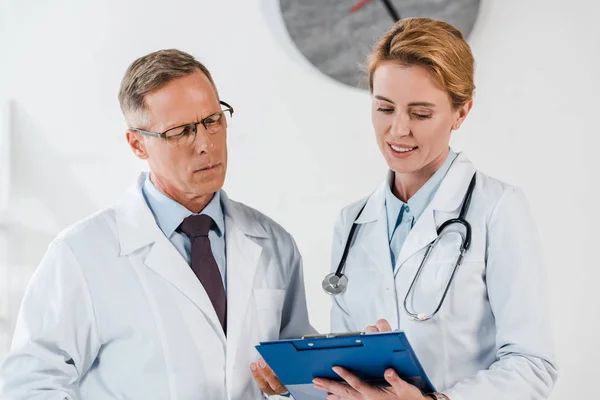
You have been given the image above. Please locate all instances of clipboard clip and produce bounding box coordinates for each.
[302,331,364,339]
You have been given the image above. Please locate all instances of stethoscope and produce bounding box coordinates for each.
[322,173,477,322]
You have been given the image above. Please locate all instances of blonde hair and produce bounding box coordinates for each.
[118,49,218,127]
[367,18,475,109]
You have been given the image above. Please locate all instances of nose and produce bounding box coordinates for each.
[193,125,215,154]
[391,113,410,138]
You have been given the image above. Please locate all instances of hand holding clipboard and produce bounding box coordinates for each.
[255,319,435,400]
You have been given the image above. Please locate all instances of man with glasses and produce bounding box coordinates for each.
[0,49,313,399]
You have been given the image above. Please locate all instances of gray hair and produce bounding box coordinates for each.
[118,49,218,128]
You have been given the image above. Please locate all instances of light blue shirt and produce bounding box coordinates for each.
[385,149,457,268]
[142,173,227,290]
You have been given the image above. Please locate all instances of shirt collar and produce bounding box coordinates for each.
[384,148,458,238]
[141,172,225,239]
[384,174,405,239]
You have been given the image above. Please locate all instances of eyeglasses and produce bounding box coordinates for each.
[132,101,234,146]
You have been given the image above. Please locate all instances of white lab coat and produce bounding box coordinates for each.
[0,173,315,400]
[330,153,558,400]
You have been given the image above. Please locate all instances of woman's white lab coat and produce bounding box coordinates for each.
[330,153,558,400]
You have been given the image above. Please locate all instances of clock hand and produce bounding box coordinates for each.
[350,0,374,13]
[379,0,401,22]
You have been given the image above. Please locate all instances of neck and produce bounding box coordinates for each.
[150,173,214,214]
[392,148,449,202]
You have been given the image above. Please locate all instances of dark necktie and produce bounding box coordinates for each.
[178,214,227,334]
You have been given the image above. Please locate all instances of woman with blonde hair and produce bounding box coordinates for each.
[313,18,558,400]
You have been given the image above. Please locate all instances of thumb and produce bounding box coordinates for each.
[375,319,392,332]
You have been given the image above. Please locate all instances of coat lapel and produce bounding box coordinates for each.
[394,153,478,273]
[220,193,268,397]
[355,184,395,280]
[114,173,226,345]
[349,184,398,328]
[143,235,226,343]
[393,205,438,275]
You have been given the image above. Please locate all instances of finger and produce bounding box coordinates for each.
[258,358,287,394]
[327,395,342,400]
[364,325,379,333]
[375,319,392,332]
[255,362,282,395]
[384,369,410,394]
[313,377,333,391]
[333,366,379,397]
[313,377,357,398]
[250,362,276,395]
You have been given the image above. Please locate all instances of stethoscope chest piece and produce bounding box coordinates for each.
[322,273,349,295]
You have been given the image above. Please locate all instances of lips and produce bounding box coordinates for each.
[195,163,220,172]
[388,143,418,153]
[391,145,417,153]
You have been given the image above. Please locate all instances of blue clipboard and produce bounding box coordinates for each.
[255,331,435,400]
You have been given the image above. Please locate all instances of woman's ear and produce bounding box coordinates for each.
[453,99,474,130]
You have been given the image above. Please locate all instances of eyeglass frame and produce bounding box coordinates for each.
[130,100,234,140]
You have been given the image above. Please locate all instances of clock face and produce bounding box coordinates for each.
[279,0,481,89]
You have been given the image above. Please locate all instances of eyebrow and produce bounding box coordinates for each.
[374,95,394,103]
[373,95,436,108]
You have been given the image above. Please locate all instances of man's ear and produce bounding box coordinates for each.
[126,130,149,160]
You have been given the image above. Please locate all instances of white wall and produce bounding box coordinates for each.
[1,0,599,398]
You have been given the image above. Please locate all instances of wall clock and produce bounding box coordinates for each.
[279,0,481,89]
